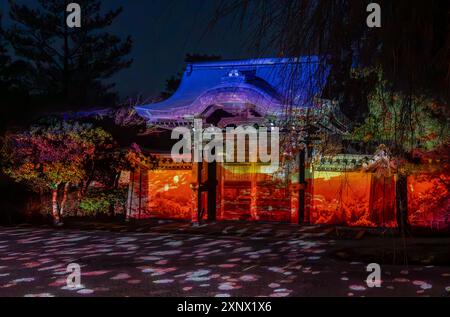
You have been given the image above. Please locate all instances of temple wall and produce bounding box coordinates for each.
[218,163,291,222]
[126,159,449,230]
[126,168,150,219]
[309,171,396,227]
[147,169,195,219]
[408,171,449,230]
[127,167,195,219]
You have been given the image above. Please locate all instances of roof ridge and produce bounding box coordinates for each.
[189,56,320,68]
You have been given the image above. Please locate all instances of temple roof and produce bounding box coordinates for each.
[135,56,330,123]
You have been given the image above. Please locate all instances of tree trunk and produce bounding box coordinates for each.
[83,166,95,195]
[126,170,135,220]
[114,172,120,189]
[59,182,70,219]
[51,188,60,224]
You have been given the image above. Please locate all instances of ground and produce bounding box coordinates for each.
[0,220,450,297]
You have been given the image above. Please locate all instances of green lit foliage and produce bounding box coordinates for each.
[79,188,127,216]
[349,70,449,155]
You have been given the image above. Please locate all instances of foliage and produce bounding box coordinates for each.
[113,102,148,128]
[2,121,111,191]
[213,0,450,104]
[125,143,157,170]
[348,70,450,156]
[1,120,116,222]
[79,187,127,215]
[82,139,152,195]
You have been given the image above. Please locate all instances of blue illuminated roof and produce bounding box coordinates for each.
[136,56,329,121]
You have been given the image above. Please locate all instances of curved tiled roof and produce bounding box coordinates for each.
[135,56,329,122]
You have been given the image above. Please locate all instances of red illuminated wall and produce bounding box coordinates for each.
[128,168,194,220]
[218,165,291,222]
[408,172,449,230]
[256,174,291,222]
[309,171,396,227]
[147,170,194,219]
[127,162,448,230]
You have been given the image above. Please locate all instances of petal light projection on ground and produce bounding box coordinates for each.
[0,223,449,297]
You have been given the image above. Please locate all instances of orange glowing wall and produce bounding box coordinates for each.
[309,171,396,227]
[128,169,195,219]
[128,163,448,229]
[408,172,449,230]
[218,165,291,222]
[147,170,195,219]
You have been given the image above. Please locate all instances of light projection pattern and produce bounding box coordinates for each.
[408,172,449,230]
[147,170,195,219]
[128,169,194,219]
[310,171,396,227]
[3,225,450,297]
[219,165,291,222]
[128,165,447,229]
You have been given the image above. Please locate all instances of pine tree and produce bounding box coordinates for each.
[6,0,133,110]
[0,14,11,92]
[0,13,33,130]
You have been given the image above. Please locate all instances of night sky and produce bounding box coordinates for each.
[0,0,265,100]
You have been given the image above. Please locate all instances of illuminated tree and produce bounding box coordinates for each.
[350,70,449,155]
[349,70,450,231]
[2,121,111,225]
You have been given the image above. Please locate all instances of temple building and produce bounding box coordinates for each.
[126,57,448,230]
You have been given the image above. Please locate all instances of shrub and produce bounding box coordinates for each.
[79,188,127,216]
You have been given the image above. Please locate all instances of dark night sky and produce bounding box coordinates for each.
[0,0,265,100]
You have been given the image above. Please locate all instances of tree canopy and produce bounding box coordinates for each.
[212,0,450,108]
[5,0,133,110]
